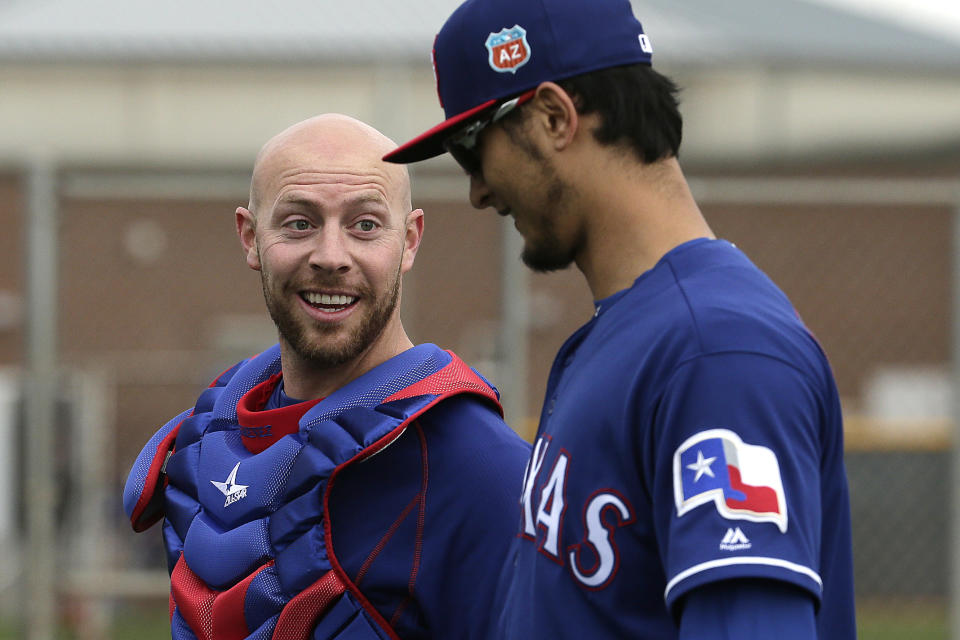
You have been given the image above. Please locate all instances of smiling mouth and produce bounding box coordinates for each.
[301,292,358,314]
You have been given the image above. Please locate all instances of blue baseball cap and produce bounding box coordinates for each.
[384,0,653,164]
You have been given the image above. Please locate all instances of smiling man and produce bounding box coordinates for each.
[124,114,531,640]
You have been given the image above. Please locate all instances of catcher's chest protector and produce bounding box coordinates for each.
[123,344,500,640]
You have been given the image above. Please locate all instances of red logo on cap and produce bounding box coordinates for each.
[486,25,530,74]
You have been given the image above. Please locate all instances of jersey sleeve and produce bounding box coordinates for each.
[649,351,828,613]
[327,394,531,639]
[414,396,531,639]
[679,578,816,639]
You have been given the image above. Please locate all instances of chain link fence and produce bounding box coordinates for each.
[1,170,958,638]
[697,177,958,637]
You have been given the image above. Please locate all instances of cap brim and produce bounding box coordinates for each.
[383,98,498,164]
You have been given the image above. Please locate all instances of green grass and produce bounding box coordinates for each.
[0,602,169,640]
[858,599,946,640]
[107,607,170,640]
[1,597,949,639]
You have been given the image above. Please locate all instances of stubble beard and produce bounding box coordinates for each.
[261,266,402,370]
[503,120,580,273]
[519,162,579,273]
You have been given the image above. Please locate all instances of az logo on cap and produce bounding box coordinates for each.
[486,25,530,74]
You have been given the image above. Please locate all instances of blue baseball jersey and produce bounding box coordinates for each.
[497,238,855,638]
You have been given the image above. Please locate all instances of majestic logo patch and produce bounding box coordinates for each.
[673,429,787,533]
[211,461,248,507]
[486,25,530,74]
[720,527,752,551]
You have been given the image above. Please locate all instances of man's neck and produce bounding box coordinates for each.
[279,326,415,400]
[574,156,714,300]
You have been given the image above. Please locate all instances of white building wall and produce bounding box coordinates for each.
[0,62,436,166]
[0,61,958,169]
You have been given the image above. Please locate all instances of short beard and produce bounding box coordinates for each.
[507,128,577,273]
[261,266,401,370]
[503,111,583,273]
[520,174,576,272]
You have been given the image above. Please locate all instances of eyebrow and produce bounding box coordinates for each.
[346,193,390,209]
[276,192,390,211]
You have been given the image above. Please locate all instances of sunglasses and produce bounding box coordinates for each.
[443,89,536,176]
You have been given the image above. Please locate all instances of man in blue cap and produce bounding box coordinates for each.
[386,1,856,638]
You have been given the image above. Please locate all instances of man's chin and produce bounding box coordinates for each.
[289,325,358,361]
[269,275,400,373]
[521,246,574,273]
[289,340,363,370]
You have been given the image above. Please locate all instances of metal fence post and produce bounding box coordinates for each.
[23,157,58,640]
[499,217,528,434]
[952,195,960,640]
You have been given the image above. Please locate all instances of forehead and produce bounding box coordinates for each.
[254,121,409,211]
[265,149,396,194]
[272,171,393,211]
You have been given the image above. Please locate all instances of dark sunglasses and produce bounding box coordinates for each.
[442,89,536,175]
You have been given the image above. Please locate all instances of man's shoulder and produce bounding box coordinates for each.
[418,392,529,450]
[634,241,819,364]
[415,392,531,481]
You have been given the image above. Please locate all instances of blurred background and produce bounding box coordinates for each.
[0,0,958,637]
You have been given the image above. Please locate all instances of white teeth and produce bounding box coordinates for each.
[305,292,356,307]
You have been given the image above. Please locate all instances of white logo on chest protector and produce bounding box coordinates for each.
[211,462,248,507]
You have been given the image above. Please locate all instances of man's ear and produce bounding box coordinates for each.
[530,82,580,152]
[401,208,425,274]
[236,206,261,271]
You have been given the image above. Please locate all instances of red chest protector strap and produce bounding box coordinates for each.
[129,423,181,533]
[171,556,349,640]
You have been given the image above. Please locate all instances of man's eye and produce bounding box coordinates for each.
[290,220,311,231]
[356,220,377,232]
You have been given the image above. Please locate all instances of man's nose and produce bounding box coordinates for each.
[308,226,351,273]
[469,172,493,210]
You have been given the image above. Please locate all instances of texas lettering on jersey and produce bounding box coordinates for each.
[519,435,635,590]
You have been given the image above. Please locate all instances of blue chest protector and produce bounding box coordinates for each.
[123,344,501,640]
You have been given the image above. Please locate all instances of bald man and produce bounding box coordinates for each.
[124,115,531,640]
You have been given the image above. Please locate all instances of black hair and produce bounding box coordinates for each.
[557,63,682,164]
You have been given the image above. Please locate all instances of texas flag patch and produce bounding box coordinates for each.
[673,429,788,533]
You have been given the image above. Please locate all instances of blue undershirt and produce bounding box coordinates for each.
[680,579,817,639]
[267,379,301,409]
